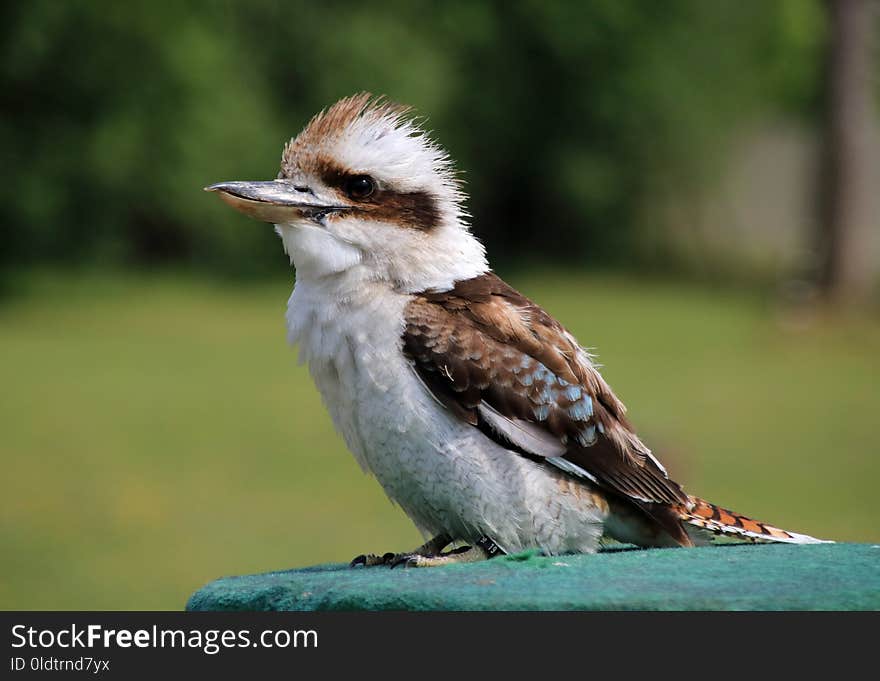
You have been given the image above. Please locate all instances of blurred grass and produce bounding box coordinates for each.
[1,269,878,610]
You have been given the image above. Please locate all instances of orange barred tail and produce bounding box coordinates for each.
[680,496,830,545]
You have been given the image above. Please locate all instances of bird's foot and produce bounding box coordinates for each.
[350,533,452,568]
[350,535,504,568]
[349,551,397,567]
[389,543,488,568]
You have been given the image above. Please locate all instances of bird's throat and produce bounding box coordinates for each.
[276,223,363,277]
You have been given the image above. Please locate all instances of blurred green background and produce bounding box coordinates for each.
[1,1,878,609]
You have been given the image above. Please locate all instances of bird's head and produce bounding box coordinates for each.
[207,93,487,291]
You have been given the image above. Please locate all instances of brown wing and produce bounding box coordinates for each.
[404,272,689,521]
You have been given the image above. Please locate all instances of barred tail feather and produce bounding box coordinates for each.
[681,496,831,545]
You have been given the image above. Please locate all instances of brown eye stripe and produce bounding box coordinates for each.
[369,190,440,231]
[308,154,440,230]
[313,155,353,190]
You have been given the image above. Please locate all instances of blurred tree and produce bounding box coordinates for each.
[816,0,877,305]
[0,0,833,278]
[0,2,288,274]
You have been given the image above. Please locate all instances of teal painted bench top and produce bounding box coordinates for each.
[187,543,880,611]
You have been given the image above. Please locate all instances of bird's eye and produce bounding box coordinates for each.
[344,175,376,200]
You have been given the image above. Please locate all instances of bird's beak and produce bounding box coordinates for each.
[205,180,349,223]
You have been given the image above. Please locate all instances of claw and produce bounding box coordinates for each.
[389,553,419,569]
[349,553,391,568]
[349,534,465,569]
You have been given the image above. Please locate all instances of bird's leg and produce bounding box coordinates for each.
[390,543,484,568]
[350,533,452,567]
[389,536,505,568]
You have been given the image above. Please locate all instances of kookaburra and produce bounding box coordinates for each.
[208,93,825,567]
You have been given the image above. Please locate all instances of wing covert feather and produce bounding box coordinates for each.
[403,273,687,508]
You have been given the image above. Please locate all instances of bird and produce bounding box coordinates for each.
[206,93,827,567]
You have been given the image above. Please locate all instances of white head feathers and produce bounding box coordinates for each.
[274,93,488,291]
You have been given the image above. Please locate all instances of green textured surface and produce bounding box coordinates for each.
[187,543,880,611]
